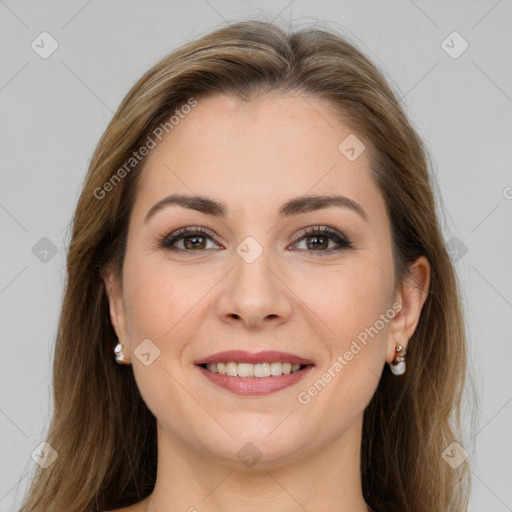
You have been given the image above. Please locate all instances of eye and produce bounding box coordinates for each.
[290,225,353,253]
[160,227,221,255]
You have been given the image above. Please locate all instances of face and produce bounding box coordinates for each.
[104,93,422,469]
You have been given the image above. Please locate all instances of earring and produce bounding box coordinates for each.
[389,344,407,375]
[114,342,129,365]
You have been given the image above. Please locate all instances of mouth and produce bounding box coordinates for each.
[197,361,311,377]
[193,350,315,396]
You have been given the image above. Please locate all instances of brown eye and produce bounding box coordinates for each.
[182,235,207,250]
[305,235,329,250]
[292,226,352,253]
[160,227,221,255]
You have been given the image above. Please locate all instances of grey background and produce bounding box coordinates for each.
[1,1,511,510]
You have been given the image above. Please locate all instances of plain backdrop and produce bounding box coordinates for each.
[1,1,511,511]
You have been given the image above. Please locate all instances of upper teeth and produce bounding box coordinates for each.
[206,362,303,377]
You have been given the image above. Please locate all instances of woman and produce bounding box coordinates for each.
[20,19,470,512]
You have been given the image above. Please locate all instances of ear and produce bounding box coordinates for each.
[386,256,431,363]
[102,266,129,347]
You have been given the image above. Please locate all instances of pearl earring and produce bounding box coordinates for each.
[114,342,128,364]
[389,344,407,375]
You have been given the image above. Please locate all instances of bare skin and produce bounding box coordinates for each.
[103,93,430,512]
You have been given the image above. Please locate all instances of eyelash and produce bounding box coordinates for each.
[159,225,353,257]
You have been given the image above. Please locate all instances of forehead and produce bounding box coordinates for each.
[132,93,385,224]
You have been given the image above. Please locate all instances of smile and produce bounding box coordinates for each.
[202,361,305,377]
[196,362,314,396]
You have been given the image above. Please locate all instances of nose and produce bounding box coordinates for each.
[216,249,293,330]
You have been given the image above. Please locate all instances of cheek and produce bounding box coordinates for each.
[293,256,393,411]
[122,252,208,338]
[120,254,205,423]
[297,259,392,345]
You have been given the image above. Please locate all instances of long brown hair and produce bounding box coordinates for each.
[19,19,470,512]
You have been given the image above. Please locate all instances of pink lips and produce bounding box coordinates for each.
[194,350,314,366]
[194,350,315,396]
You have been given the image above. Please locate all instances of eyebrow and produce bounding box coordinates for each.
[144,193,369,224]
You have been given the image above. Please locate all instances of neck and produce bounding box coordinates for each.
[146,416,369,512]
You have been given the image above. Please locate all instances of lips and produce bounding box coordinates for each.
[194,350,315,396]
[193,350,315,366]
